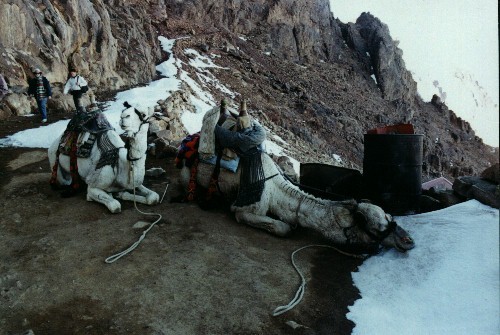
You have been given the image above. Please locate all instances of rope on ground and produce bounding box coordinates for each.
[105,166,169,264]
[272,244,366,316]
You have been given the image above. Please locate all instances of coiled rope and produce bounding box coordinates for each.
[105,163,169,264]
[272,244,366,316]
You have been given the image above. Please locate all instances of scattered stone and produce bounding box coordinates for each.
[275,155,298,183]
[133,221,151,229]
[13,330,34,335]
[145,167,166,178]
[285,320,316,335]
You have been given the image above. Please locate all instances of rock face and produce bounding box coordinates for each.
[350,13,418,108]
[0,0,160,89]
[164,0,344,63]
[0,0,497,181]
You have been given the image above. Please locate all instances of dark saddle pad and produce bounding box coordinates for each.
[58,111,113,158]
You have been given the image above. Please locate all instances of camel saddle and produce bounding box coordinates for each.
[58,109,113,158]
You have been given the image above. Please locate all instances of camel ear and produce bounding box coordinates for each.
[133,108,146,121]
[147,106,155,117]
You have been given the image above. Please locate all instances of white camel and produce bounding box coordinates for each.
[48,103,160,213]
[182,152,414,252]
[180,106,414,252]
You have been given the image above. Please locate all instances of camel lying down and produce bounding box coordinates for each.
[182,152,415,253]
[48,103,159,213]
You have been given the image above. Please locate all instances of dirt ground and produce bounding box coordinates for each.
[0,115,364,335]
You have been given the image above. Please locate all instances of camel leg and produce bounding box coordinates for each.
[115,185,159,205]
[234,211,292,237]
[86,187,122,213]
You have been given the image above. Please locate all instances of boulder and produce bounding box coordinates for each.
[3,94,31,116]
[419,195,444,213]
[0,102,12,119]
[480,163,499,184]
[453,176,499,209]
[275,155,298,183]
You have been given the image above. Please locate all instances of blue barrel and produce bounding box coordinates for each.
[363,134,423,215]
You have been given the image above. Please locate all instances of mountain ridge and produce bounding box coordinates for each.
[0,0,497,180]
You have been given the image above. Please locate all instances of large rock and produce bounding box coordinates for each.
[0,0,160,94]
[453,176,499,209]
[3,93,31,116]
[163,0,344,63]
[351,12,418,108]
[481,163,499,184]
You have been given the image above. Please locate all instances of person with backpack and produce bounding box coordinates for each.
[27,68,52,123]
[63,67,89,109]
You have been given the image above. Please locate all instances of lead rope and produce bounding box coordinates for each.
[272,244,366,316]
[105,162,169,264]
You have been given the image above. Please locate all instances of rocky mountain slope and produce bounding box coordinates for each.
[0,0,497,180]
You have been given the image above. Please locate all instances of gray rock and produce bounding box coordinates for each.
[145,167,166,178]
[470,184,500,209]
[419,195,443,213]
[4,94,31,116]
[352,13,418,108]
[481,163,499,184]
[453,176,499,208]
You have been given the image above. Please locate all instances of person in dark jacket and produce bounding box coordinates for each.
[28,68,52,123]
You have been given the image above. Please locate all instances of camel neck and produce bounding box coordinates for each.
[125,125,148,161]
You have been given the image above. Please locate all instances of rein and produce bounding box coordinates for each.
[293,193,306,230]
[123,109,152,161]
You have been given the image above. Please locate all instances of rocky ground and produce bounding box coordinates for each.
[0,116,366,335]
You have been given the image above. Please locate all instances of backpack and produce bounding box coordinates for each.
[77,76,89,93]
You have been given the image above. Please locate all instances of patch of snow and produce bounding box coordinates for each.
[348,200,499,335]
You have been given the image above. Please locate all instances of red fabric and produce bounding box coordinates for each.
[175,133,200,168]
[49,132,82,190]
[186,158,199,201]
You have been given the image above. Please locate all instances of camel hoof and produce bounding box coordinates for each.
[146,193,160,205]
[108,205,122,214]
[272,223,292,237]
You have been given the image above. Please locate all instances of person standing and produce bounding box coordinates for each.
[28,68,52,123]
[63,67,88,109]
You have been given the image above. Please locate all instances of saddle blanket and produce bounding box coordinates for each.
[200,155,239,173]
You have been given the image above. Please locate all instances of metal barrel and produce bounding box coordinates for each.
[363,134,423,215]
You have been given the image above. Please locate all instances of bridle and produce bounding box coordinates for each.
[122,107,153,161]
[357,211,398,243]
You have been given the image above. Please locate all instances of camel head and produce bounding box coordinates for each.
[353,203,415,253]
[120,102,155,137]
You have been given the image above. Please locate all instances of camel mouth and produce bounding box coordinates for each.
[391,226,415,252]
[120,126,133,137]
